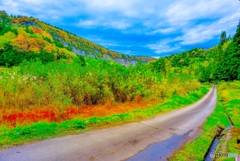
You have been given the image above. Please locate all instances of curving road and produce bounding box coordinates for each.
[0,85,217,161]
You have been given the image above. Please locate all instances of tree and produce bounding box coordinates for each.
[199,65,211,82]
[227,35,232,41]
[217,42,224,62]
[43,37,52,43]
[25,25,34,34]
[39,49,55,64]
[151,58,166,74]
[220,31,227,45]
[65,46,73,51]
[11,28,18,36]
[0,43,22,67]
[214,23,240,80]
[77,55,86,66]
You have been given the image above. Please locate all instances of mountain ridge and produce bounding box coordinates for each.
[0,10,155,66]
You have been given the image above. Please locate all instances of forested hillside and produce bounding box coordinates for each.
[0,10,155,66]
[149,24,239,82]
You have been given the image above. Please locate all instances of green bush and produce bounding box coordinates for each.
[74,120,85,129]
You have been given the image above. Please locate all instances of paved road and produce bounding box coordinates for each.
[0,85,217,161]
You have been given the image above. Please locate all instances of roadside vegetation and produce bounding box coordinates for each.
[213,81,240,161]
[170,81,240,160]
[0,56,203,127]
[218,81,240,127]
[170,89,231,161]
[0,84,209,148]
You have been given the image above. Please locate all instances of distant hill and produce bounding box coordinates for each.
[0,11,155,66]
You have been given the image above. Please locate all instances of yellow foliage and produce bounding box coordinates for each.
[182,69,189,73]
[43,44,57,54]
[43,31,53,41]
[169,67,175,72]
[179,59,184,64]
[16,27,31,37]
[222,41,232,51]
[58,48,77,59]
[0,31,17,50]
[0,31,17,39]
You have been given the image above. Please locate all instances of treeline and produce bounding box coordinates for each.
[199,26,239,82]
[0,22,85,67]
[214,27,240,81]
[0,22,18,36]
[0,43,55,67]
[0,41,85,67]
[150,22,239,82]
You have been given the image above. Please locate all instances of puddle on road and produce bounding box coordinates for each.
[126,131,191,161]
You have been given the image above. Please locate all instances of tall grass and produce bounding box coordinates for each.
[0,86,209,148]
[0,58,200,111]
[218,81,240,127]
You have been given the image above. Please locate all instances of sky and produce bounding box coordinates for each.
[1,0,240,58]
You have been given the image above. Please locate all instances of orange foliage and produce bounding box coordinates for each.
[10,34,54,53]
[32,28,42,33]
[0,100,163,128]
[43,44,56,54]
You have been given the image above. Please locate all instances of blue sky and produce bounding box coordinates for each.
[1,0,240,58]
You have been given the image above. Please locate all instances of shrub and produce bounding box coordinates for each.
[74,120,85,129]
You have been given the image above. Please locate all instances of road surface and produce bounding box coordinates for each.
[0,85,217,161]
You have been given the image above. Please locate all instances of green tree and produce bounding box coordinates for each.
[151,58,166,74]
[0,43,22,67]
[220,31,227,44]
[25,25,34,34]
[11,28,18,36]
[214,23,240,80]
[65,46,73,52]
[217,42,224,62]
[227,35,232,41]
[39,49,55,64]
[199,65,211,82]
[43,37,52,43]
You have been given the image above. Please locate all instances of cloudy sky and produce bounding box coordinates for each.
[1,0,240,58]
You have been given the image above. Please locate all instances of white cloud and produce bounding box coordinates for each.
[153,56,162,59]
[165,0,240,26]
[148,28,175,35]
[77,20,97,27]
[109,21,132,29]
[175,9,240,45]
[147,39,181,54]
[76,19,132,29]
